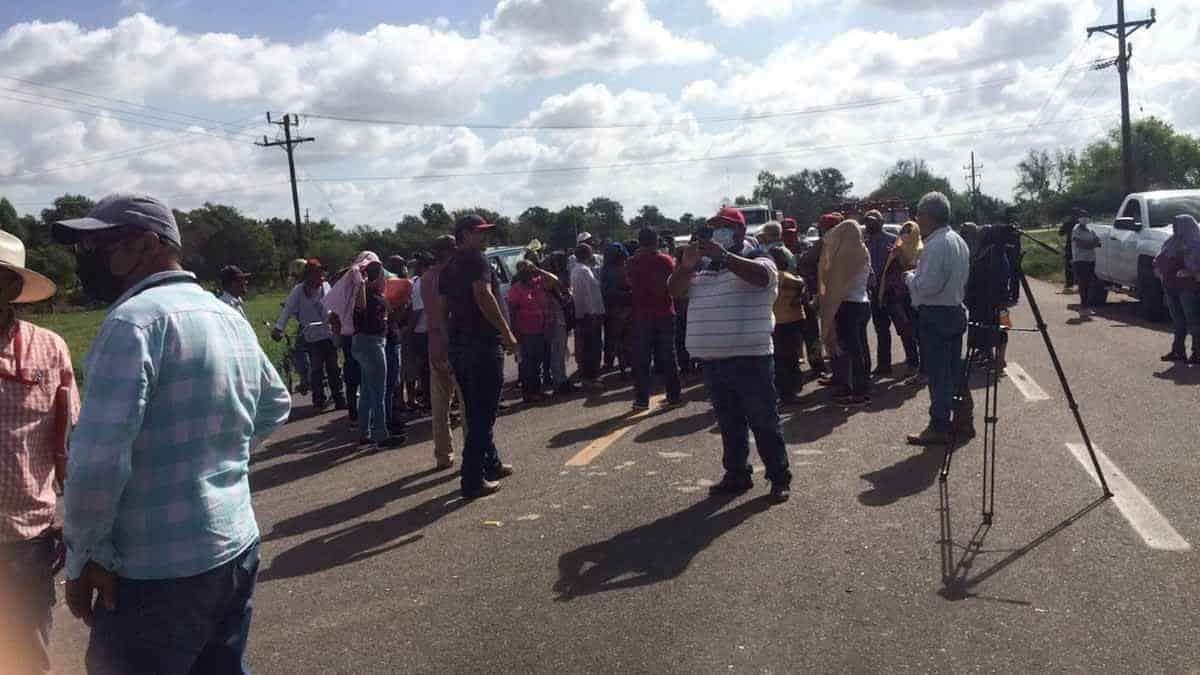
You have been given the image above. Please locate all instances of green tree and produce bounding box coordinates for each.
[515,206,555,246]
[554,205,587,251]
[585,197,626,242]
[186,203,278,281]
[421,203,453,231]
[869,160,956,211]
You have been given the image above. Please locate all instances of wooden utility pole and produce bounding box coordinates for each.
[257,113,315,257]
[964,151,982,223]
[1087,1,1155,196]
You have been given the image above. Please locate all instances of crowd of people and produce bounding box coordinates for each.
[1,189,989,672]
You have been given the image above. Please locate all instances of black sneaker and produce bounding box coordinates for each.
[769,483,791,504]
[333,398,348,411]
[708,474,753,495]
[377,435,406,448]
[1161,352,1185,362]
[871,366,893,378]
[632,401,650,412]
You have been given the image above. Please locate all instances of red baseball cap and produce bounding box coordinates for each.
[780,217,797,231]
[454,214,495,234]
[708,206,745,227]
[818,212,843,230]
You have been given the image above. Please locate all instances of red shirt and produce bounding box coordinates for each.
[507,277,550,336]
[0,320,80,543]
[628,249,676,321]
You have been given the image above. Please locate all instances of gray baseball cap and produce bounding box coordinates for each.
[52,193,182,248]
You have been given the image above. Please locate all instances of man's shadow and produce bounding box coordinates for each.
[553,495,772,601]
[858,447,946,507]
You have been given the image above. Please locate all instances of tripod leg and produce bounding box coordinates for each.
[941,345,977,482]
[981,339,1000,523]
[1017,270,1113,498]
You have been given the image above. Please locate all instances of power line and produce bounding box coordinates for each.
[0,74,254,131]
[298,113,1111,185]
[0,91,261,143]
[300,67,1107,132]
[3,115,263,181]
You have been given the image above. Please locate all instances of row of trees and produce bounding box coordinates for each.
[1014,117,1200,223]
[4,118,1196,304]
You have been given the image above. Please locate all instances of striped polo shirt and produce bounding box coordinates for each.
[685,252,779,360]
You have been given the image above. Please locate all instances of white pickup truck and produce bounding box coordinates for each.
[1092,189,1200,320]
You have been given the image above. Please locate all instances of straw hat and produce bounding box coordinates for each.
[0,230,56,303]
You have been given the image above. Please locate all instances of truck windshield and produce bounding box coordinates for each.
[1147,196,1200,228]
[739,208,771,226]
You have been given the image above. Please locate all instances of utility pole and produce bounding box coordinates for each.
[964,151,982,223]
[257,113,315,258]
[1087,1,1156,196]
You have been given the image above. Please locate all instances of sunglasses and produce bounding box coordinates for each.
[73,227,138,255]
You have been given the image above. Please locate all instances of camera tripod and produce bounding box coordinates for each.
[939,236,1113,523]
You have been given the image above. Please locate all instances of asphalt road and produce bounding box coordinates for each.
[48,278,1200,673]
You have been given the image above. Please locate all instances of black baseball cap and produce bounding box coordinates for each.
[220,265,251,285]
[52,193,182,248]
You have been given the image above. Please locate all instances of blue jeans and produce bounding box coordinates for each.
[449,335,506,491]
[518,333,549,394]
[385,335,401,424]
[702,355,791,486]
[916,305,967,431]
[831,301,871,397]
[632,317,681,405]
[548,323,569,386]
[340,335,360,416]
[352,334,389,442]
[291,340,311,391]
[86,541,260,675]
[1165,287,1200,355]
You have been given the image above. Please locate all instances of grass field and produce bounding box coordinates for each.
[1018,227,1067,285]
[26,290,289,383]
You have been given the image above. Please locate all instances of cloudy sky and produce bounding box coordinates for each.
[1,0,1195,227]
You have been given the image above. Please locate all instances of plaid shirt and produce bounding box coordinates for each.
[0,319,80,544]
[65,271,291,580]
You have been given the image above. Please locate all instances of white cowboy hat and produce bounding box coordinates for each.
[0,230,56,303]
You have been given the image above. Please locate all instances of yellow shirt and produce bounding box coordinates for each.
[773,271,807,325]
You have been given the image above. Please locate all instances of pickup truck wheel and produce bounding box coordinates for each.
[1137,256,1167,322]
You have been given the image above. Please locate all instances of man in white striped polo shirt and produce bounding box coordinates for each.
[669,207,793,504]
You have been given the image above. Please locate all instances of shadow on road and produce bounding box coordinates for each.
[1065,300,1171,334]
[265,469,456,541]
[937,480,1109,604]
[857,448,943,507]
[1153,364,1200,385]
[260,488,464,581]
[553,495,771,601]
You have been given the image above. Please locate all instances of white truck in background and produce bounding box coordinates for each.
[1091,189,1200,320]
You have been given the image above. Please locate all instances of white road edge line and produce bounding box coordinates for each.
[1005,362,1050,402]
[1065,443,1191,551]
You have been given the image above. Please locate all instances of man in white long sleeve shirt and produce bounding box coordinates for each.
[272,259,345,411]
[904,192,972,446]
[570,243,605,389]
[1071,211,1102,309]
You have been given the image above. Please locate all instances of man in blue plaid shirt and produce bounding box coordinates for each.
[52,194,291,674]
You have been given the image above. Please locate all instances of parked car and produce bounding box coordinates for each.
[485,245,526,322]
[1092,189,1200,320]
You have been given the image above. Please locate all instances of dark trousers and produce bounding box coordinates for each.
[832,302,871,396]
[798,301,825,371]
[1073,260,1097,307]
[603,308,631,369]
[675,301,692,370]
[632,317,681,405]
[577,316,603,381]
[385,335,401,423]
[868,294,893,370]
[518,333,549,394]
[772,320,804,401]
[885,295,920,368]
[449,336,506,491]
[305,338,343,407]
[0,536,56,674]
[1165,287,1200,356]
[412,332,431,404]
[86,541,260,675]
[340,334,360,414]
[703,356,791,486]
[1064,248,1075,286]
[917,305,967,431]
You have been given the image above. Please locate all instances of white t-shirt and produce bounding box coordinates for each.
[844,265,870,303]
[411,276,428,334]
[685,254,779,360]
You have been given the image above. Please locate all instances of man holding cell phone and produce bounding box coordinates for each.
[668,207,792,504]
